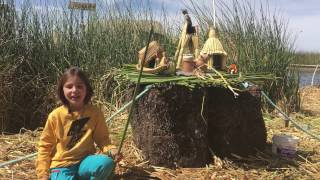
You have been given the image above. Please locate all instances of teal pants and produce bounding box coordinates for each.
[50,154,114,180]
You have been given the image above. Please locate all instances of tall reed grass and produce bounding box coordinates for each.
[186,0,299,113]
[0,0,301,132]
[0,0,176,132]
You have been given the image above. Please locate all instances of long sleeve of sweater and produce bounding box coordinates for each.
[36,113,56,179]
[93,110,116,153]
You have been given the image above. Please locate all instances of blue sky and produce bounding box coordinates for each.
[13,0,320,52]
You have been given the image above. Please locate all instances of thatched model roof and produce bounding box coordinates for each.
[201,28,227,56]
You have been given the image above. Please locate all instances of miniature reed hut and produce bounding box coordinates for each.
[201,28,228,70]
[175,10,200,69]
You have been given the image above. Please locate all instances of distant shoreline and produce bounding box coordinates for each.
[289,64,319,72]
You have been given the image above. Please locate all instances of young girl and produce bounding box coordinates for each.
[36,67,119,180]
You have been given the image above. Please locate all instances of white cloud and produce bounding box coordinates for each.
[288,14,320,52]
[266,0,320,52]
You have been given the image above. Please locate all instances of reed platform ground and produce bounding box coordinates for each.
[300,86,320,116]
[0,105,319,179]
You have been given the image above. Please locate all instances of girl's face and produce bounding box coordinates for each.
[63,75,87,111]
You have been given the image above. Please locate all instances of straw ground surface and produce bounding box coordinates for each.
[0,86,319,180]
[300,86,320,115]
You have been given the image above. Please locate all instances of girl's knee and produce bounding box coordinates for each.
[96,155,114,170]
[78,154,114,179]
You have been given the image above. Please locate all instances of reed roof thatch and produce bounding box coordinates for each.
[201,28,227,56]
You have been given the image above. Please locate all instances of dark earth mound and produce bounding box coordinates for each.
[129,84,267,168]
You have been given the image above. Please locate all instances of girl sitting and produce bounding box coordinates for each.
[36,67,121,180]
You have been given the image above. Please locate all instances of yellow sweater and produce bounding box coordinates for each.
[36,104,115,179]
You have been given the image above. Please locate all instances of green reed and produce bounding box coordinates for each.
[0,0,176,132]
[186,0,299,112]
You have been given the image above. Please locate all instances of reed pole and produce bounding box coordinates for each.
[213,0,216,28]
[117,26,154,154]
[311,64,319,86]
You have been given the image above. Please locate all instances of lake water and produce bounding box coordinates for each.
[299,70,320,87]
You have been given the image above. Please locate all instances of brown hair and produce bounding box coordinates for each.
[57,67,93,106]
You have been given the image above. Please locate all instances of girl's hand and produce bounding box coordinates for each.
[107,149,123,163]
